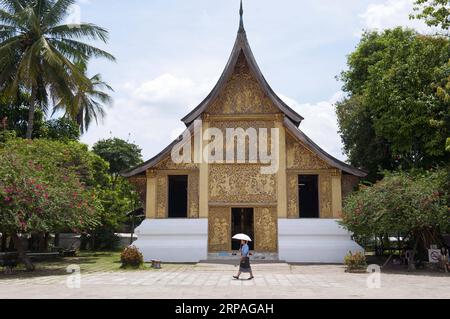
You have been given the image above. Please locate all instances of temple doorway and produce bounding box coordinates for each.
[298,175,320,218]
[168,175,188,218]
[231,208,254,251]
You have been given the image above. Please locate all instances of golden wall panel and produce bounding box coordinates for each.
[286,135,332,170]
[188,172,200,218]
[208,207,231,252]
[156,175,167,218]
[207,120,276,163]
[155,153,198,170]
[320,174,333,218]
[207,53,278,115]
[254,207,278,252]
[128,176,146,204]
[342,174,360,200]
[287,173,299,218]
[209,165,277,203]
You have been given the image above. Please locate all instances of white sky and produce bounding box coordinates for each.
[76,0,434,161]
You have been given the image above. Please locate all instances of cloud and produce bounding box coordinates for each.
[280,92,347,162]
[81,74,211,159]
[82,76,348,164]
[132,74,199,110]
[359,0,434,33]
[81,72,347,163]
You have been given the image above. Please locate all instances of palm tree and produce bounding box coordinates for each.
[54,60,113,133]
[0,0,115,138]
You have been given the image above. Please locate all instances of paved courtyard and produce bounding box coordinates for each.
[0,263,449,299]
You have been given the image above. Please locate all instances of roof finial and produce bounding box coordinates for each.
[239,0,245,32]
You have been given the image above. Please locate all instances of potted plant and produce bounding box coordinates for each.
[344,251,367,273]
[120,246,144,269]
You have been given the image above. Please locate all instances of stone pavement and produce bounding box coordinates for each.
[0,263,449,299]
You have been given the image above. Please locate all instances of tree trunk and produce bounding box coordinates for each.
[408,237,419,272]
[37,232,49,252]
[76,111,84,133]
[54,233,60,247]
[1,233,6,252]
[11,234,35,271]
[25,87,37,139]
[8,235,14,251]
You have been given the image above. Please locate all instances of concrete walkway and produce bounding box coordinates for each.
[0,263,449,299]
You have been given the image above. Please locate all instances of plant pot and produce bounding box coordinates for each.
[346,267,368,273]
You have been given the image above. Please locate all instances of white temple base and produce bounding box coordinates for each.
[133,219,208,263]
[278,219,364,263]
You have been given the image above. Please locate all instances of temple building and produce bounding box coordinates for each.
[123,3,366,263]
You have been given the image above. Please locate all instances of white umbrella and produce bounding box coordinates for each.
[232,234,252,242]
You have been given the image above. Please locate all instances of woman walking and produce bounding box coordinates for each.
[233,240,254,280]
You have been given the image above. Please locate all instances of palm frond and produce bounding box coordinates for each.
[43,0,75,27]
[0,0,26,15]
[0,8,23,28]
[47,23,110,43]
[48,38,116,61]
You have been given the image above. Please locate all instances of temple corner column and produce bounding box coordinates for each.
[331,169,343,219]
[276,116,288,218]
[145,169,157,219]
[199,118,209,219]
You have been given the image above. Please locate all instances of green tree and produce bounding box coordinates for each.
[1,93,80,141]
[92,138,143,186]
[87,138,143,250]
[337,28,450,180]
[0,138,104,270]
[0,93,46,138]
[89,178,141,251]
[412,0,450,30]
[341,169,449,270]
[41,117,80,142]
[0,0,115,138]
[54,60,114,134]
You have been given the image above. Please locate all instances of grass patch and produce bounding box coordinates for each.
[0,251,157,278]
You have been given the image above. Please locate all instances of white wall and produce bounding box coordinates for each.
[278,219,364,263]
[133,219,208,263]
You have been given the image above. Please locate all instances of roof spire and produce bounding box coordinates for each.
[239,0,245,32]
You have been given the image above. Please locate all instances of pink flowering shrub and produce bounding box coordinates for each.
[340,170,449,258]
[0,139,102,236]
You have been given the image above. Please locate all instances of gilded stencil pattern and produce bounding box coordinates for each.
[287,174,299,218]
[207,120,276,162]
[208,53,278,115]
[156,176,167,218]
[320,174,333,218]
[209,165,277,203]
[208,208,231,252]
[128,176,146,203]
[188,172,199,218]
[155,154,198,170]
[255,208,278,252]
[286,135,332,170]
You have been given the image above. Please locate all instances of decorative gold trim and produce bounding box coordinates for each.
[146,169,157,178]
[209,202,277,207]
[276,121,287,218]
[254,207,278,252]
[157,169,199,175]
[287,169,337,174]
[206,113,282,122]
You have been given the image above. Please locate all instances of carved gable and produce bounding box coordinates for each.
[286,134,332,170]
[207,52,279,115]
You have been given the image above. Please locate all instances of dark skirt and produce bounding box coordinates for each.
[239,257,251,273]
